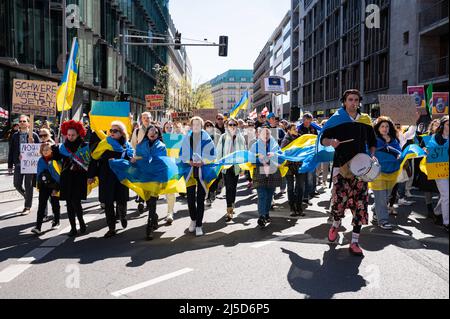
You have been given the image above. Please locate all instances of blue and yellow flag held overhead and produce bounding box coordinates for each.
[57,38,79,112]
[229,91,250,119]
[89,101,132,136]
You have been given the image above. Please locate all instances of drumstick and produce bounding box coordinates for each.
[339,139,355,144]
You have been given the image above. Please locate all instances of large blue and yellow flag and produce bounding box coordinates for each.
[109,139,186,200]
[420,135,449,180]
[89,101,132,136]
[229,91,250,119]
[369,144,426,190]
[57,38,79,112]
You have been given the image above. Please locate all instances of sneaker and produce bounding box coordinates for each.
[104,230,117,238]
[79,223,87,234]
[349,243,364,256]
[303,199,312,206]
[51,222,60,230]
[22,208,31,215]
[205,199,212,207]
[265,216,272,223]
[257,217,266,228]
[388,206,398,216]
[405,190,413,198]
[188,220,196,233]
[31,228,42,236]
[398,198,413,206]
[137,203,145,215]
[195,227,204,237]
[166,214,174,225]
[379,222,394,230]
[328,226,339,242]
[226,207,234,222]
[247,182,253,189]
[289,210,297,217]
[121,218,128,229]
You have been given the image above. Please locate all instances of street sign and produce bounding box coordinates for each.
[263,76,287,94]
[12,79,58,117]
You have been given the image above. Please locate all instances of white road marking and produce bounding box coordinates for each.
[251,232,302,248]
[18,247,55,263]
[111,268,194,297]
[0,265,33,283]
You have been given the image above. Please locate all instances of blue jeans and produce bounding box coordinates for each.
[305,172,316,197]
[257,187,275,217]
[373,189,391,225]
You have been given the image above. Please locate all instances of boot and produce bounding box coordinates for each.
[295,203,306,217]
[152,213,159,230]
[146,224,153,241]
[289,202,297,217]
[226,207,234,222]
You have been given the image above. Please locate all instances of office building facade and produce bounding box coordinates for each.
[290,0,448,118]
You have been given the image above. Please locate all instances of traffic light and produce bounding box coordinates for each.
[219,36,228,57]
[174,31,181,50]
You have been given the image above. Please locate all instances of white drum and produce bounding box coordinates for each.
[349,153,381,182]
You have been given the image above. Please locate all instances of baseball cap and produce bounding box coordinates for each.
[267,112,275,119]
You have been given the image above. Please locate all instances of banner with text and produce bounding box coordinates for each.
[12,79,58,116]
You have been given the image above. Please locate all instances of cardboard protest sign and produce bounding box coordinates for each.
[379,95,418,125]
[20,143,41,174]
[12,79,57,116]
[192,109,218,122]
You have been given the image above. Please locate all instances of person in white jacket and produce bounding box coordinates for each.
[216,118,247,221]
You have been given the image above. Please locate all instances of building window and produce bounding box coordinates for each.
[402,80,408,94]
[403,31,409,45]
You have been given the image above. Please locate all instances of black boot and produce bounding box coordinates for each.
[151,213,159,230]
[146,224,153,240]
[79,219,87,234]
[289,202,297,217]
[68,228,77,237]
[295,203,306,217]
[117,204,128,229]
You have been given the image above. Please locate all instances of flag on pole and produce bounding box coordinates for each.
[89,101,133,136]
[57,38,79,112]
[426,83,433,116]
[229,91,250,119]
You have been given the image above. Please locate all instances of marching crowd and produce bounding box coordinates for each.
[7,89,449,257]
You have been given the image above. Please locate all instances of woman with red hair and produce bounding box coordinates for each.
[52,120,90,237]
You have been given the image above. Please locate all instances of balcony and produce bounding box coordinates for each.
[419,56,449,83]
[419,0,449,32]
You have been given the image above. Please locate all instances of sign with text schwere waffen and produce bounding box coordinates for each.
[12,79,58,117]
[379,95,418,125]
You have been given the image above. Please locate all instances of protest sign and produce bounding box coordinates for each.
[12,79,57,117]
[20,143,41,174]
[379,95,417,125]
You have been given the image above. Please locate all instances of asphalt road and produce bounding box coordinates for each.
[0,171,448,299]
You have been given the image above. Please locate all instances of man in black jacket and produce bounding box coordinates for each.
[8,115,40,215]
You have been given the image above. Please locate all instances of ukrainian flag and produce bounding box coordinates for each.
[57,38,79,112]
[163,133,184,158]
[89,101,132,136]
[229,91,250,119]
[369,144,426,190]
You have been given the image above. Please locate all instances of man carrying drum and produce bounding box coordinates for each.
[320,89,377,256]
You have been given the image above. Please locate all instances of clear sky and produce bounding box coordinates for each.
[169,0,290,84]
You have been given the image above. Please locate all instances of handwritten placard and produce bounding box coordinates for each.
[12,79,57,116]
[20,143,41,174]
[379,95,417,125]
[192,109,218,122]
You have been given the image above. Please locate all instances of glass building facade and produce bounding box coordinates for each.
[0,0,169,139]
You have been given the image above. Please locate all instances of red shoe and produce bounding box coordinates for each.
[349,243,364,256]
[328,226,339,242]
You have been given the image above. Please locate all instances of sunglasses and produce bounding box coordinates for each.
[39,134,48,138]
[228,123,237,127]
[109,129,120,134]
